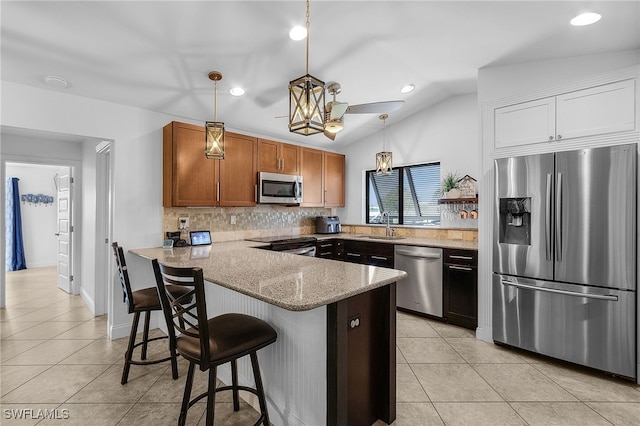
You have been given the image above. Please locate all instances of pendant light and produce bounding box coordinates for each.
[288,0,325,136]
[376,114,393,175]
[205,71,225,159]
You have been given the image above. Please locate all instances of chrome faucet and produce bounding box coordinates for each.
[381,212,395,237]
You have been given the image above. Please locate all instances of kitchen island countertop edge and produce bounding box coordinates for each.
[130,241,407,312]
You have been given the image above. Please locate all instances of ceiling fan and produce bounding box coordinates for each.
[323,82,404,140]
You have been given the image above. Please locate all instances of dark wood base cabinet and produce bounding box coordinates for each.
[443,249,478,330]
[327,283,396,426]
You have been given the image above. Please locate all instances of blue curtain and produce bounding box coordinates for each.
[6,177,26,271]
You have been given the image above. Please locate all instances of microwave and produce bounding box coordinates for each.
[258,172,303,204]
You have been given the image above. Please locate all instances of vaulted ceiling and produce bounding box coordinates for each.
[2,1,639,147]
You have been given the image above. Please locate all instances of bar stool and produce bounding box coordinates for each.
[112,242,190,385]
[152,259,277,426]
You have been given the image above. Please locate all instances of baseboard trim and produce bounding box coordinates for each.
[475,326,493,343]
[80,288,96,315]
[109,316,161,340]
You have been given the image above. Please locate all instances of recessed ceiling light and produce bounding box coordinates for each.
[289,25,307,41]
[570,12,601,26]
[44,75,69,88]
[401,84,415,94]
[229,87,245,97]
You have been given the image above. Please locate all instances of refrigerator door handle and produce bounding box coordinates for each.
[545,173,553,261]
[500,280,618,301]
[555,173,563,262]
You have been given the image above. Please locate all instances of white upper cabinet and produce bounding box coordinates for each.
[495,97,556,148]
[494,79,636,150]
[556,79,636,141]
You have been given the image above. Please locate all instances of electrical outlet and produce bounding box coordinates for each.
[178,217,189,229]
[230,215,237,225]
[348,314,361,330]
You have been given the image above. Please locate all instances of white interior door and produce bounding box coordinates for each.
[56,167,73,293]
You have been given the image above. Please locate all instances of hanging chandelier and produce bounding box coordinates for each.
[376,114,393,175]
[288,0,325,136]
[205,71,225,159]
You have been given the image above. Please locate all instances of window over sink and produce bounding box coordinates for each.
[366,162,441,226]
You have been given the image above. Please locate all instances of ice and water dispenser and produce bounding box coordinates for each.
[498,197,531,245]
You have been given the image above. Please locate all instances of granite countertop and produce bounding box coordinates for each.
[130,241,407,312]
[314,233,478,250]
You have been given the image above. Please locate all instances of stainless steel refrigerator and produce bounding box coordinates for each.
[493,144,637,379]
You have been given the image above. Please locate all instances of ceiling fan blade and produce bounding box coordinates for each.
[345,100,404,114]
[330,102,349,120]
[324,130,336,141]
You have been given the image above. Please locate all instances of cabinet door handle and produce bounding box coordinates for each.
[370,255,388,261]
[320,251,332,256]
[281,158,285,170]
[557,134,562,139]
[548,136,554,141]
[216,182,220,202]
[254,184,258,203]
[346,252,361,257]
[319,243,332,248]
[449,255,473,260]
[449,265,472,271]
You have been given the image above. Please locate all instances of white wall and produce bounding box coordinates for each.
[5,163,60,268]
[339,93,480,224]
[476,48,640,343]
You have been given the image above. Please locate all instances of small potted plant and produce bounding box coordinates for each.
[440,171,461,198]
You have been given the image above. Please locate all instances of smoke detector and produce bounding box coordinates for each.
[44,75,69,89]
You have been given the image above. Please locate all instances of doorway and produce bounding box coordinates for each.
[4,162,77,293]
[0,126,112,321]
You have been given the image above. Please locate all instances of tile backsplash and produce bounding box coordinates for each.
[163,206,332,242]
[341,224,477,242]
[163,207,478,243]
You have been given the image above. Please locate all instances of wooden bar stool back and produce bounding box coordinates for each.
[112,242,184,385]
[152,259,277,426]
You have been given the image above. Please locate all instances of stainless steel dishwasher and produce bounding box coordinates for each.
[394,245,443,317]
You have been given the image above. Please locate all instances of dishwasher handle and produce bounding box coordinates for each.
[395,249,441,259]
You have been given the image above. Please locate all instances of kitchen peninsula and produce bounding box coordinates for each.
[130,240,407,426]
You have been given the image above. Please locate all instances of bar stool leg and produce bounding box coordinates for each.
[231,359,240,412]
[121,311,141,385]
[179,362,196,426]
[250,352,270,426]
[141,310,151,360]
[206,366,218,426]
[170,346,179,380]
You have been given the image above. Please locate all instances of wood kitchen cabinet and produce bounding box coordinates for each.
[300,146,324,207]
[494,79,636,150]
[301,148,346,208]
[343,240,394,268]
[257,138,299,175]
[315,238,344,260]
[163,121,257,207]
[443,248,477,330]
[219,132,257,207]
[323,151,345,208]
[163,121,216,207]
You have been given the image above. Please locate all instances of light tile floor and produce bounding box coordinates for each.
[2,267,640,425]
